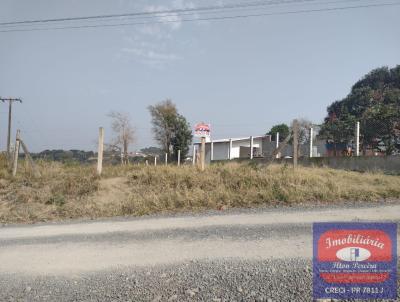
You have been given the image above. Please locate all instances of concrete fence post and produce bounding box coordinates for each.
[355,121,360,156]
[177,150,181,166]
[97,127,104,176]
[192,145,196,166]
[229,139,233,160]
[165,153,168,165]
[250,136,254,159]
[276,132,280,159]
[210,141,214,162]
[154,156,157,166]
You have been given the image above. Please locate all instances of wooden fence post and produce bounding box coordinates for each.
[266,133,291,165]
[97,127,104,176]
[19,139,41,178]
[154,156,157,166]
[309,127,313,158]
[293,120,299,168]
[12,130,20,177]
[200,137,205,171]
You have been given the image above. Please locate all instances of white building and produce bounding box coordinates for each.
[193,135,272,163]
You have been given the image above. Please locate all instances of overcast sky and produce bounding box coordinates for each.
[0,0,399,152]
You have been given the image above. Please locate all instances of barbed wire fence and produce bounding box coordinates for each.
[11,117,400,178]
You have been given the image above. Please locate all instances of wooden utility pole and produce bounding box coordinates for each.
[293,119,299,168]
[97,127,104,176]
[200,137,206,171]
[0,98,22,155]
[12,130,20,177]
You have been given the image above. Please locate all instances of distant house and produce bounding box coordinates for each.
[129,151,146,158]
[193,135,272,163]
[193,134,328,163]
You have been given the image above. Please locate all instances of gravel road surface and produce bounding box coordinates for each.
[0,203,399,301]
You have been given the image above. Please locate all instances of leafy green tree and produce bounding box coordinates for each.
[320,65,400,154]
[267,124,289,142]
[148,100,177,156]
[171,114,192,161]
[362,104,400,155]
[148,100,193,161]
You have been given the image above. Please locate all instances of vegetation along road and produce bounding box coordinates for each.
[0,203,399,301]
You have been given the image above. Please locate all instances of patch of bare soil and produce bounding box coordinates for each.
[93,177,131,205]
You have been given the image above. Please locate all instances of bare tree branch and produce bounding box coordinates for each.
[107,111,135,164]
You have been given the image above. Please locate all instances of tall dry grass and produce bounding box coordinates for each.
[118,163,400,216]
[1,158,400,223]
[0,155,99,223]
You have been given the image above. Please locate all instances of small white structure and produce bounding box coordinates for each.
[193,135,271,163]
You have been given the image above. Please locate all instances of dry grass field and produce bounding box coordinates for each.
[1,154,400,224]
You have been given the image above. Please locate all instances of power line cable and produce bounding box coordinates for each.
[0,0,339,26]
[0,0,371,29]
[1,0,397,33]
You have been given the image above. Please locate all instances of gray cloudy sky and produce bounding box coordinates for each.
[0,0,399,152]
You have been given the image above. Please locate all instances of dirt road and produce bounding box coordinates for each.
[0,203,399,301]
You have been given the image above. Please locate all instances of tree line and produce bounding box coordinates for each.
[266,65,400,156]
[319,65,400,154]
[33,65,400,162]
